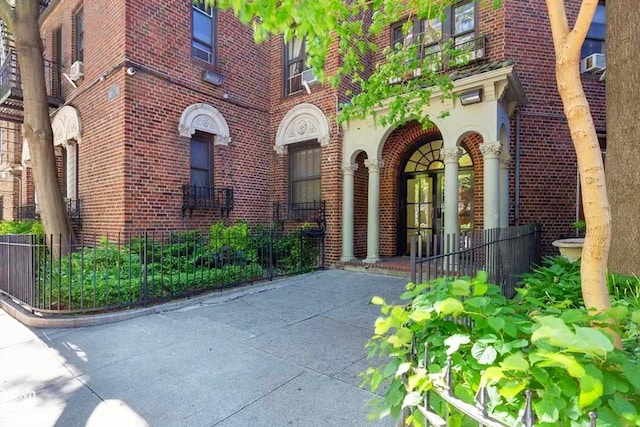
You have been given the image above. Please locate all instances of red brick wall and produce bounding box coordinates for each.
[353,152,368,259]
[504,0,606,252]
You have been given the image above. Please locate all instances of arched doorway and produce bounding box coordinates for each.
[399,137,474,256]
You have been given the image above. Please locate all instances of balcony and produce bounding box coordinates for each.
[182,184,234,217]
[17,199,82,225]
[273,201,326,227]
[0,50,64,123]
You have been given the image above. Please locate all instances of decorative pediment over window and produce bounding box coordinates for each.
[52,106,82,146]
[275,103,331,154]
[178,103,231,145]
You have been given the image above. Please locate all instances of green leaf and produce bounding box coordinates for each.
[395,362,411,378]
[371,296,385,305]
[387,327,412,348]
[609,394,638,423]
[499,379,526,399]
[488,316,505,333]
[402,391,422,408]
[465,296,489,308]
[530,350,585,378]
[434,298,464,317]
[473,281,489,296]
[471,341,497,365]
[374,317,390,335]
[480,366,504,387]
[409,309,432,323]
[632,310,640,323]
[623,360,640,392]
[444,334,470,355]
[604,305,628,322]
[451,279,470,296]
[500,353,529,372]
[574,326,614,355]
[578,374,603,408]
[370,370,383,391]
[534,394,560,423]
[503,321,518,338]
[475,270,488,284]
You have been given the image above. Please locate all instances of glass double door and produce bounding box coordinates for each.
[403,170,474,256]
[405,173,444,256]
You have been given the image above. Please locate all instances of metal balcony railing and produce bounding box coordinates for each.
[0,49,63,123]
[181,184,234,217]
[273,200,326,227]
[17,199,82,223]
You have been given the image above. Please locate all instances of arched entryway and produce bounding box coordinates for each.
[399,137,474,256]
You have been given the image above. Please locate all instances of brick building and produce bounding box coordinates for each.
[0,0,605,264]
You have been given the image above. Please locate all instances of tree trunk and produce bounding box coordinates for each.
[545,0,611,314]
[606,0,640,276]
[13,1,72,254]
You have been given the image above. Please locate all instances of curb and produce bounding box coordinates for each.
[0,273,310,329]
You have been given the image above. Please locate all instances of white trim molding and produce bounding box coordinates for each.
[178,103,231,145]
[275,103,331,155]
[52,106,82,146]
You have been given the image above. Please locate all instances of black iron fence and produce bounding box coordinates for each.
[410,342,597,427]
[182,185,234,217]
[410,225,542,297]
[0,226,324,315]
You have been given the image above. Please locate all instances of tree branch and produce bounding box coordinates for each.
[566,0,598,55]
[0,0,14,31]
[545,0,570,54]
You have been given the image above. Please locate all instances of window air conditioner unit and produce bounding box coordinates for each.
[301,68,318,85]
[69,61,84,81]
[580,53,605,74]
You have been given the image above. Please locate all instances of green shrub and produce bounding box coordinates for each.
[38,221,317,311]
[365,273,640,426]
[0,220,43,235]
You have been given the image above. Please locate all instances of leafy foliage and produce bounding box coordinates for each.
[0,220,43,235]
[208,0,498,127]
[365,273,640,426]
[38,222,321,311]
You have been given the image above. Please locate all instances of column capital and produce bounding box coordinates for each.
[479,141,502,159]
[341,163,358,175]
[364,158,383,172]
[441,148,460,164]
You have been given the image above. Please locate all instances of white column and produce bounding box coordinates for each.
[441,147,460,253]
[341,163,357,262]
[480,142,502,229]
[499,154,511,228]
[364,158,382,263]
[66,141,78,200]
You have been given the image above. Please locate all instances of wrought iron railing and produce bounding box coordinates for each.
[408,341,597,427]
[181,184,234,217]
[17,199,82,223]
[273,200,326,227]
[0,50,62,102]
[18,204,38,220]
[0,227,324,314]
[410,224,542,297]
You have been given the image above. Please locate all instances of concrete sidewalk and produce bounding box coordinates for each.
[0,270,409,427]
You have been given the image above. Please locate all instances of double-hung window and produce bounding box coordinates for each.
[391,1,479,66]
[289,143,321,207]
[192,1,217,64]
[582,3,605,58]
[284,35,307,95]
[74,7,84,62]
[190,133,214,202]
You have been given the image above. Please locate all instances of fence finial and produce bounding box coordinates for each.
[521,390,535,427]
